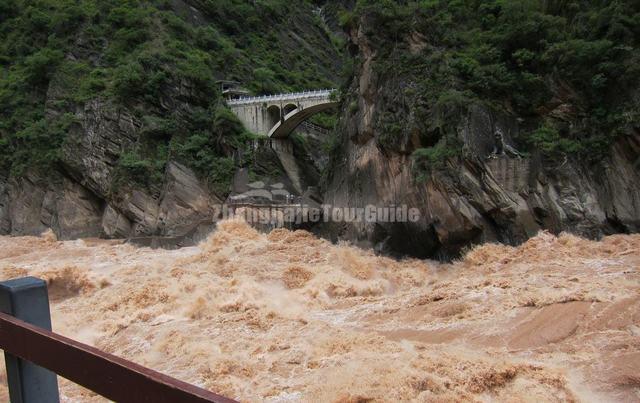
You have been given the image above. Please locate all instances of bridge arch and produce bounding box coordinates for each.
[266,105,281,128]
[283,103,298,115]
[268,101,338,138]
[227,89,337,138]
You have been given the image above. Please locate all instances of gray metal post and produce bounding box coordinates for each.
[0,277,60,403]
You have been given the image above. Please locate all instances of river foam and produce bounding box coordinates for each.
[0,220,638,401]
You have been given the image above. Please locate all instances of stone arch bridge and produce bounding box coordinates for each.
[227,89,337,138]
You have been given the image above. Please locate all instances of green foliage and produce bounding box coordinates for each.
[212,106,239,131]
[411,139,461,181]
[170,106,253,196]
[529,125,582,157]
[309,112,337,129]
[207,157,235,196]
[338,10,357,30]
[22,48,65,86]
[171,130,236,196]
[431,90,473,130]
[115,150,163,187]
[9,113,76,176]
[377,111,405,149]
[290,132,308,150]
[111,62,147,100]
[350,0,640,161]
[251,67,279,95]
[0,0,343,194]
[140,115,177,140]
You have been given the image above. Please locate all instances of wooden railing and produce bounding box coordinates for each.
[0,277,236,403]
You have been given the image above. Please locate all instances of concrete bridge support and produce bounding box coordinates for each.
[246,138,303,194]
[227,90,336,197]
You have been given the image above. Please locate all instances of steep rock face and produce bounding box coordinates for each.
[326,121,640,258]
[1,82,222,240]
[4,174,51,237]
[60,99,138,199]
[1,0,343,241]
[2,173,103,239]
[0,158,217,240]
[324,21,640,258]
[101,205,131,239]
[157,161,221,236]
[0,178,10,234]
[1,26,224,239]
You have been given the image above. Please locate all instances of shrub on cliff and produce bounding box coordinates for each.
[347,0,640,164]
[0,0,342,197]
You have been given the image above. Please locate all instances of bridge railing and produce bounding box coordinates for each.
[299,121,331,136]
[227,89,336,105]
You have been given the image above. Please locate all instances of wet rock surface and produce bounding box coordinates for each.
[322,16,640,258]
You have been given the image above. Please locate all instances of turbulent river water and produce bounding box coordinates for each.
[0,220,638,402]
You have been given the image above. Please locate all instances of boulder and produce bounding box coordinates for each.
[101,205,132,238]
[158,161,220,236]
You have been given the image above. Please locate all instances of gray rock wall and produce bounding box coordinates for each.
[322,18,640,258]
[0,160,219,241]
[325,127,640,258]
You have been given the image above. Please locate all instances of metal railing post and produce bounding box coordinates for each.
[0,277,60,403]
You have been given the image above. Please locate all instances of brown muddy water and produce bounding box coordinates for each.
[0,220,638,402]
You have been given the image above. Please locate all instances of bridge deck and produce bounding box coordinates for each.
[227,89,335,106]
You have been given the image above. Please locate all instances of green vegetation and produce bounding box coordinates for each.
[0,0,342,196]
[114,149,167,189]
[529,125,582,157]
[170,106,255,194]
[309,112,337,129]
[411,139,461,181]
[9,113,76,176]
[344,0,640,174]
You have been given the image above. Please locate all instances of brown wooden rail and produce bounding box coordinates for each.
[0,312,236,403]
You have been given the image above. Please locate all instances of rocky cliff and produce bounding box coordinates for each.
[324,112,640,258]
[2,1,639,259]
[0,0,343,240]
[0,48,225,239]
[323,3,640,258]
